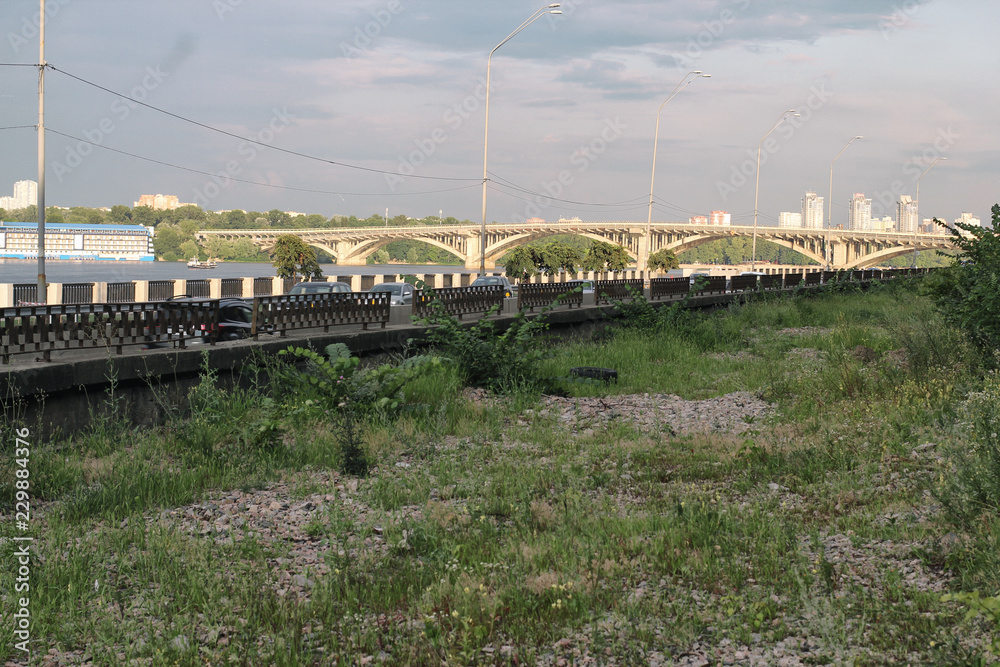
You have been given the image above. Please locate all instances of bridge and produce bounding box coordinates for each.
[196,221,957,270]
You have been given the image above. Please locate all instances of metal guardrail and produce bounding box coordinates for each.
[649,277,689,301]
[594,279,645,304]
[413,286,505,321]
[253,277,273,296]
[691,276,728,296]
[517,283,584,311]
[148,280,175,302]
[13,284,37,305]
[729,275,759,292]
[251,292,391,339]
[1,300,220,363]
[221,278,242,298]
[107,282,136,303]
[186,279,211,298]
[61,283,94,305]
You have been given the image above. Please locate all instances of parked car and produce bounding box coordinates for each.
[470,275,516,297]
[564,279,594,294]
[143,296,260,348]
[287,281,352,295]
[368,282,415,306]
[688,272,711,286]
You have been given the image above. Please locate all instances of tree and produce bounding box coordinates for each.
[924,207,1000,353]
[267,209,292,227]
[584,240,630,271]
[502,242,583,280]
[132,206,156,227]
[503,246,537,282]
[405,247,420,264]
[109,205,132,224]
[179,240,200,260]
[648,248,680,272]
[271,234,323,281]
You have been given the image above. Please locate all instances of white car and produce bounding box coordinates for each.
[368,282,415,306]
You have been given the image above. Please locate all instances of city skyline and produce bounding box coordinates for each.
[1,1,997,228]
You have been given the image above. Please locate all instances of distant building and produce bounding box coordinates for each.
[526,217,546,224]
[557,217,582,223]
[0,180,37,211]
[801,191,824,229]
[133,194,195,211]
[896,195,918,233]
[954,212,981,236]
[848,193,872,231]
[0,222,155,261]
[778,212,802,228]
[871,216,894,233]
[709,210,731,226]
[689,215,708,225]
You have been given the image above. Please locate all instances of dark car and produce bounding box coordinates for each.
[287,281,352,295]
[143,296,260,348]
[470,275,516,297]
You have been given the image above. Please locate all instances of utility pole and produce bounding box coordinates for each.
[37,0,47,303]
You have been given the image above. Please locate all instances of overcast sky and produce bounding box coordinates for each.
[1,0,997,227]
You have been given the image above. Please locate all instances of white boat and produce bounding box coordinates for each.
[187,257,217,269]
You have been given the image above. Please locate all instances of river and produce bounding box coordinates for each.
[0,259,475,284]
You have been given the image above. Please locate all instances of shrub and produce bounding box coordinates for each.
[924,204,1000,354]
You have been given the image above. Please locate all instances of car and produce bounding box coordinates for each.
[738,271,766,277]
[368,282,415,306]
[565,279,594,294]
[470,275,516,297]
[143,296,260,348]
[688,272,711,286]
[287,281,352,295]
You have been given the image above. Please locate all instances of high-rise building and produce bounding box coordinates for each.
[689,215,708,225]
[778,212,802,228]
[848,193,872,231]
[896,195,918,233]
[0,180,38,212]
[871,216,894,233]
[709,210,731,226]
[953,212,981,237]
[801,191,824,229]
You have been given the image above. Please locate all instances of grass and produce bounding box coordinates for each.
[2,278,998,664]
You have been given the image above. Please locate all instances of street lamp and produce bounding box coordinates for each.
[644,71,710,274]
[480,3,562,276]
[913,156,947,267]
[826,136,863,269]
[751,109,799,270]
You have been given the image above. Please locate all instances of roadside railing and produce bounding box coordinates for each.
[107,282,136,303]
[517,283,584,311]
[649,277,689,301]
[729,275,759,292]
[186,279,211,298]
[251,292,391,339]
[61,283,94,305]
[594,279,645,304]
[221,278,242,298]
[413,286,505,321]
[148,280,175,302]
[691,276,728,296]
[1,300,220,363]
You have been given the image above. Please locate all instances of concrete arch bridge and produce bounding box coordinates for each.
[196,221,956,270]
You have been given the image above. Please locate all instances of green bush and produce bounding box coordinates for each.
[924,204,1000,354]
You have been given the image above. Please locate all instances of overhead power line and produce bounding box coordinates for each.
[48,65,480,183]
[45,128,481,198]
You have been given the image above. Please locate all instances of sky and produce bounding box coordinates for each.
[1,0,997,228]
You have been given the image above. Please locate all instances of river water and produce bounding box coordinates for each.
[0,259,475,284]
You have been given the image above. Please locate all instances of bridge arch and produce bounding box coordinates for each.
[664,234,826,266]
[339,236,465,264]
[485,230,638,266]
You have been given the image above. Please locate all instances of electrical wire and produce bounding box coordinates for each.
[0,125,36,131]
[48,65,480,183]
[45,128,481,198]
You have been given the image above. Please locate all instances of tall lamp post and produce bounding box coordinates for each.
[644,71,710,274]
[913,156,947,267]
[826,136,863,269]
[480,3,562,277]
[751,109,798,270]
[37,0,47,303]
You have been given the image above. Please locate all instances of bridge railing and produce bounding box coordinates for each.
[251,292,390,339]
[518,283,584,311]
[595,279,645,304]
[413,286,506,321]
[1,301,220,363]
[650,277,689,301]
[691,276,728,296]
